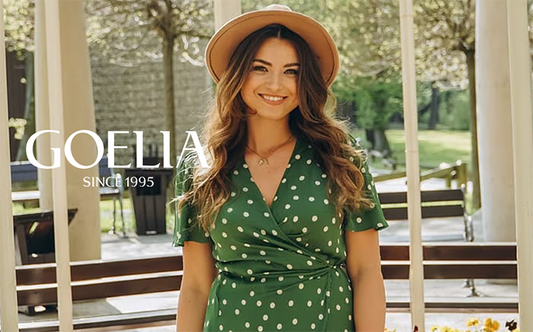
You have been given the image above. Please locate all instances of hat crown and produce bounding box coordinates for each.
[205,4,339,87]
[262,4,292,12]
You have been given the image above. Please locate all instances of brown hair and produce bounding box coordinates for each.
[178,24,373,232]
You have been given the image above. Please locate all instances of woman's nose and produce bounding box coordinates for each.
[266,72,282,91]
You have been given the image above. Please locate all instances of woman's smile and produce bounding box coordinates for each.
[259,93,287,104]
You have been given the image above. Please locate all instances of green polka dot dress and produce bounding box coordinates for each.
[173,136,388,332]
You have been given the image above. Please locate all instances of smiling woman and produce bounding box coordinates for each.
[173,4,389,332]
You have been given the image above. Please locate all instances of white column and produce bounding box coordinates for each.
[35,0,101,261]
[43,0,73,330]
[57,0,101,261]
[507,0,533,329]
[476,0,516,241]
[399,0,425,330]
[0,0,21,330]
[214,0,241,30]
[35,0,53,209]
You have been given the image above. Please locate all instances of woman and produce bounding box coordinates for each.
[174,4,389,332]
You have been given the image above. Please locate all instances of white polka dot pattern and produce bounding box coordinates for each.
[173,137,388,331]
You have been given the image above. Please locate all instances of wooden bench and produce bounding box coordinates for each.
[14,209,78,265]
[381,242,517,311]
[9,242,517,331]
[14,209,78,315]
[377,189,472,242]
[378,188,479,295]
[10,156,125,235]
[15,254,181,331]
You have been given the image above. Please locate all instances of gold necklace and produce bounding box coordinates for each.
[246,135,294,167]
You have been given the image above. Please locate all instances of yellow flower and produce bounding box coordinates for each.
[440,327,453,332]
[430,326,439,332]
[484,318,500,331]
[467,318,480,327]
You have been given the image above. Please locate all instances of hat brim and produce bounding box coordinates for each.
[205,9,339,87]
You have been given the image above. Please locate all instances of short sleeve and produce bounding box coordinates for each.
[172,153,212,247]
[343,135,389,232]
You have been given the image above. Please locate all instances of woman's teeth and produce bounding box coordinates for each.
[262,95,284,101]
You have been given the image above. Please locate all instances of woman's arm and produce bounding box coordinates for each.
[176,241,218,332]
[345,228,386,332]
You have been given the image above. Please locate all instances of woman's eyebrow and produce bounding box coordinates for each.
[252,59,300,67]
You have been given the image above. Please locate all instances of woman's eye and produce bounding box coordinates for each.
[285,69,299,75]
[252,66,267,72]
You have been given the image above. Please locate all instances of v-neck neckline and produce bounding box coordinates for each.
[243,137,302,210]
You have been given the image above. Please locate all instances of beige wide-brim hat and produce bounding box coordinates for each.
[205,4,339,87]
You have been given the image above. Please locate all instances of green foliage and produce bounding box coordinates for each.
[350,75,403,130]
[439,90,471,131]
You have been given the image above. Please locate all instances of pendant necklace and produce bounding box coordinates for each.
[246,135,294,167]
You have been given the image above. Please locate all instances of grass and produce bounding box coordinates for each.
[12,203,40,215]
[98,198,134,234]
[98,197,176,234]
[353,129,472,171]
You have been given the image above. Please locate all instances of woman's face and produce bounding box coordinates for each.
[240,38,300,121]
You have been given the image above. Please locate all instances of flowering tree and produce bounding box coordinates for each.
[85,0,213,165]
[3,0,35,161]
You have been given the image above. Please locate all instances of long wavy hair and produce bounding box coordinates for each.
[178,24,373,233]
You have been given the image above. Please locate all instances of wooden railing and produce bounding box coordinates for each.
[373,161,468,191]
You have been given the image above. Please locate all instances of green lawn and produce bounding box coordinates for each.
[98,198,134,234]
[97,197,176,234]
[353,129,472,171]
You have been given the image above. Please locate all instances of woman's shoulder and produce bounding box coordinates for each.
[175,151,200,195]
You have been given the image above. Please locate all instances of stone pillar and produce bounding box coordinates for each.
[475,0,516,241]
[35,0,101,260]
[214,0,241,30]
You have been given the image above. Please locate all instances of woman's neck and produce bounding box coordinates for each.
[246,118,293,153]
